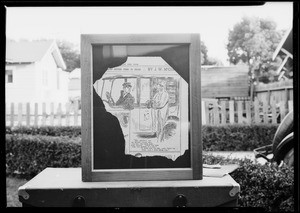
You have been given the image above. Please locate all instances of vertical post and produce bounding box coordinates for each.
[26,103,30,126]
[237,101,243,124]
[288,100,293,112]
[18,103,22,126]
[66,102,70,126]
[10,103,14,127]
[254,99,260,124]
[250,81,254,102]
[34,103,38,127]
[245,101,251,124]
[81,35,92,181]
[285,88,289,111]
[229,100,234,124]
[220,101,226,124]
[201,101,206,125]
[263,102,268,124]
[271,104,277,124]
[57,103,62,126]
[42,103,46,126]
[267,90,271,105]
[190,33,202,179]
[74,100,78,126]
[205,102,210,125]
[50,103,54,126]
[213,101,219,125]
[280,101,286,122]
[269,92,274,108]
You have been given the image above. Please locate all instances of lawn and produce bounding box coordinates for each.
[6,177,28,207]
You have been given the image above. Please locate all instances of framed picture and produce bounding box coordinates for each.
[81,34,202,181]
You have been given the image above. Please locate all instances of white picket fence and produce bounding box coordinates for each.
[5,99,293,127]
[5,101,81,127]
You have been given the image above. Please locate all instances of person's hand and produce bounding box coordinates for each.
[152,100,159,109]
[146,100,152,109]
[106,92,111,99]
[106,92,114,105]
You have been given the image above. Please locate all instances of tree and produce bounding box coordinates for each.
[200,41,222,66]
[227,16,283,81]
[206,57,224,66]
[200,41,209,65]
[57,40,80,72]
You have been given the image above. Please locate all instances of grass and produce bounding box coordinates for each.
[6,177,28,207]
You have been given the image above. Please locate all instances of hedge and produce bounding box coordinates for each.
[6,126,81,137]
[6,124,278,151]
[202,124,278,151]
[204,154,294,212]
[6,135,293,211]
[232,160,294,212]
[6,134,81,179]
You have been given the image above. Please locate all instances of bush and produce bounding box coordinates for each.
[6,124,278,151]
[232,160,294,212]
[6,126,81,137]
[6,134,293,211]
[6,134,81,179]
[202,124,278,151]
[203,154,294,212]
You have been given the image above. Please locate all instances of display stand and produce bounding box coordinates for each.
[18,168,239,207]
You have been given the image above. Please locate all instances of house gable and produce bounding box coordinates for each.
[6,40,66,70]
[6,40,69,105]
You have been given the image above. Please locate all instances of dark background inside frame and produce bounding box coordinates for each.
[92,44,191,170]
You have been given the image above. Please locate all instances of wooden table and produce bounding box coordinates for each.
[18,168,240,207]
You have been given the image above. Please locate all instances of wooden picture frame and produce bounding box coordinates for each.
[81,34,202,182]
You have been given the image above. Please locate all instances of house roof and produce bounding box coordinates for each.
[6,40,66,70]
[272,27,293,60]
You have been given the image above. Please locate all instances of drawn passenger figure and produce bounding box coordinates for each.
[152,80,169,141]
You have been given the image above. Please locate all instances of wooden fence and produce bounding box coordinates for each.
[254,80,293,107]
[5,99,293,127]
[6,101,81,127]
[202,99,293,125]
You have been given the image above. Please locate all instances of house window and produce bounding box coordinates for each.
[6,70,13,83]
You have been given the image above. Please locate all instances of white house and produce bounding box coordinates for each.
[68,68,81,101]
[5,40,69,111]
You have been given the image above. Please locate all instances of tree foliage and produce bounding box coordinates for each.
[206,57,224,66]
[201,41,222,65]
[200,41,208,65]
[227,16,283,82]
[57,40,80,72]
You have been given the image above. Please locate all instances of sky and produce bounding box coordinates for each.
[6,2,293,65]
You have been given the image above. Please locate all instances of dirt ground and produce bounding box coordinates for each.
[6,177,28,207]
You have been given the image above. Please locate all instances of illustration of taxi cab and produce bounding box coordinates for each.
[94,57,188,142]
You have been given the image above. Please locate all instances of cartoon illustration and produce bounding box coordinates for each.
[147,80,170,142]
[94,57,188,160]
[106,82,135,110]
